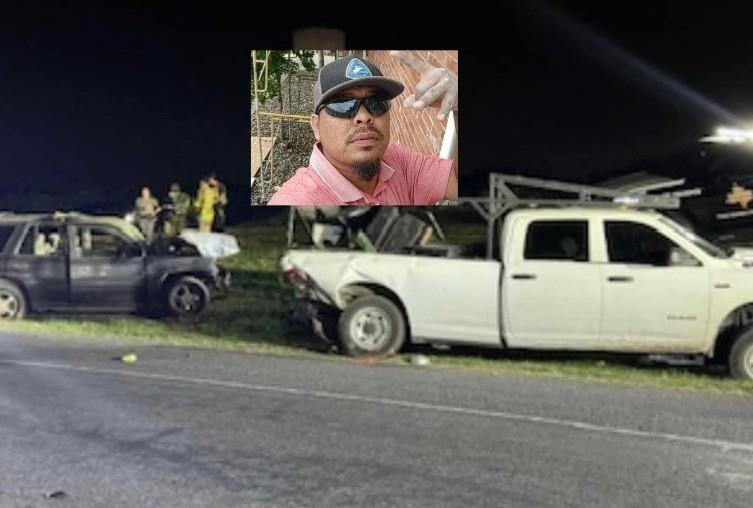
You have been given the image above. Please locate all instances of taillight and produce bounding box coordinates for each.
[283,267,309,287]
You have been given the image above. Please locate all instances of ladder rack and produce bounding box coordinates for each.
[458,173,701,259]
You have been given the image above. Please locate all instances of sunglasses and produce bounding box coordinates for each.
[316,94,391,119]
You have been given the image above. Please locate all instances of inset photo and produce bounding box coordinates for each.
[251,50,458,206]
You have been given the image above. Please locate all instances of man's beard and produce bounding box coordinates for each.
[352,158,380,181]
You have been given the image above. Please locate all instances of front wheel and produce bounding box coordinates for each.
[729,328,753,380]
[164,276,209,318]
[0,280,26,320]
[337,295,406,358]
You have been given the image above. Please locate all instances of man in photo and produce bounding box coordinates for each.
[267,52,458,205]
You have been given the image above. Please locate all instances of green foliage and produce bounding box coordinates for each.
[251,50,317,106]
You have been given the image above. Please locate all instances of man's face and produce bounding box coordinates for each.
[311,86,390,181]
[141,188,150,198]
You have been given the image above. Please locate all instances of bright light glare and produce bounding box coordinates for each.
[614,196,640,206]
[700,126,753,144]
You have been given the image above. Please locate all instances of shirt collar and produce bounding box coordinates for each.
[309,143,395,203]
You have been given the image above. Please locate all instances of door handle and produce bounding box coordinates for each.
[607,276,633,283]
[512,274,537,280]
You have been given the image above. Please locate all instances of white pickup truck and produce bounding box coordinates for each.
[281,206,753,380]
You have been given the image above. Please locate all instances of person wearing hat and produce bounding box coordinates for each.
[267,51,458,205]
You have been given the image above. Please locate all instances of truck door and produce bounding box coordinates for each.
[503,218,602,349]
[4,223,70,310]
[69,225,147,310]
[599,220,709,350]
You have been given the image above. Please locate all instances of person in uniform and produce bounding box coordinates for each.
[165,182,191,236]
[134,186,160,242]
[194,179,218,233]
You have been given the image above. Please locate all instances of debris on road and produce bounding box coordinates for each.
[121,353,138,364]
[44,490,68,500]
[410,354,431,367]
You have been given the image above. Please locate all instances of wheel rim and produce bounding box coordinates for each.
[171,282,204,315]
[744,348,753,379]
[0,291,20,319]
[349,306,393,352]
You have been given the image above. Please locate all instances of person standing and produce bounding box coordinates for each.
[195,179,218,233]
[134,186,160,242]
[166,182,191,236]
[208,173,228,232]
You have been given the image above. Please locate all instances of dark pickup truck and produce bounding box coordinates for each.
[0,212,229,319]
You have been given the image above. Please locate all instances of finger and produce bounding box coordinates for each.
[437,92,456,120]
[412,68,444,105]
[390,50,433,76]
[403,95,417,108]
[413,74,451,110]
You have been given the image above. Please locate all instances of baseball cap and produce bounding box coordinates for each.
[313,55,404,112]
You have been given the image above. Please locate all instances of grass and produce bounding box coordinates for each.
[2,211,753,397]
[416,349,753,396]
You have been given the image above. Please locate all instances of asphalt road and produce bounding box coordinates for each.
[1,331,752,508]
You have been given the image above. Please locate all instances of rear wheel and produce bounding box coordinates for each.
[164,276,209,318]
[729,328,753,380]
[337,295,406,358]
[0,280,26,320]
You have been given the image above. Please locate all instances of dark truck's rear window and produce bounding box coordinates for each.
[0,225,16,252]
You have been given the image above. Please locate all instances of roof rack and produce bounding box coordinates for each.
[458,173,701,259]
[283,174,700,259]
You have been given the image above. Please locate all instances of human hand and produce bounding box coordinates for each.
[390,50,458,121]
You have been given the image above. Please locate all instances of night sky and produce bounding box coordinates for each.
[1,2,751,210]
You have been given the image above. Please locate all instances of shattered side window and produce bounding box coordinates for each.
[18,224,66,257]
[74,226,128,258]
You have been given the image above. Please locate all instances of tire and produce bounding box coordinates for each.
[729,328,753,380]
[337,295,406,358]
[0,280,27,320]
[164,276,209,318]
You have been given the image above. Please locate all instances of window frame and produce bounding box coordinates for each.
[604,220,702,267]
[523,219,590,262]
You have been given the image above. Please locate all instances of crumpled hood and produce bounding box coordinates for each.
[179,231,241,259]
[147,231,241,259]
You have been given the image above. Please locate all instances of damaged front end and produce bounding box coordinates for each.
[212,265,232,299]
[149,234,234,300]
[280,255,340,347]
[280,207,455,344]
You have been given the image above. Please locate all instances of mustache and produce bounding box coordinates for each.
[347,128,383,144]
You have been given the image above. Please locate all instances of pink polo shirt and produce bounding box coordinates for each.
[267,142,454,205]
